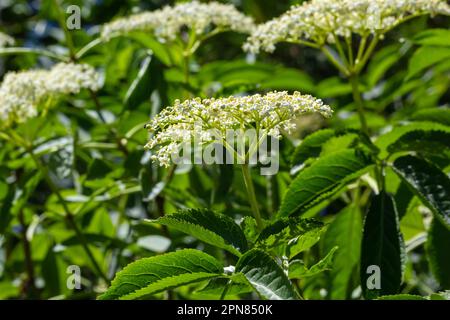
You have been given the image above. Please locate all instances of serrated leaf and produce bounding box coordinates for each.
[290,128,377,170]
[289,246,338,279]
[196,274,253,297]
[393,155,450,229]
[236,249,297,300]
[280,149,373,217]
[387,130,450,156]
[290,129,335,168]
[376,122,450,159]
[240,216,259,245]
[99,249,223,300]
[411,108,450,126]
[360,192,404,299]
[257,218,325,258]
[148,209,248,256]
[426,218,450,289]
[323,205,362,299]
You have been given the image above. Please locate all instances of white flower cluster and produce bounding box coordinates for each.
[0,63,100,127]
[0,32,14,48]
[244,0,450,53]
[101,1,255,42]
[145,91,332,166]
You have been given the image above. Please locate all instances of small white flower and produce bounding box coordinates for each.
[0,63,100,127]
[145,91,332,167]
[244,0,450,53]
[101,1,255,42]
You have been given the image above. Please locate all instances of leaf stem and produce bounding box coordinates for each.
[241,164,263,231]
[355,36,379,74]
[219,280,231,300]
[321,46,350,76]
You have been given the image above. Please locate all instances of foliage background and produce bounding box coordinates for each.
[0,0,449,300]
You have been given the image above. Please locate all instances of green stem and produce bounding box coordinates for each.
[321,46,350,76]
[183,54,190,83]
[75,38,103,59]
[241,164,263,231]
[349,73,369,136]
[219,280,231,300]
[0,47,69,61]
[345,36,354,68]
[333,35,349,68]
[355,36,379,74]
[356,36,368,65]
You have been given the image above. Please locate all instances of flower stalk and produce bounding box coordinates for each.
[241,163,263,231]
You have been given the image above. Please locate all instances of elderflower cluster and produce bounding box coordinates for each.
[101,1,255,42]
[145,91,332,167]
[0,32,14,48]
[244,0,450,53]
[0,63,100,127]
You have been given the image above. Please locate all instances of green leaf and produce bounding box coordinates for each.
[400,200,426,242]
[257,218,325,259]
[317,77,352,98]
[393,155,450,229]
[236,249,297,300]
[42,250,70,297]
[290,129,335,168]
[0,282,20,299]
[406,46,450,80]
[411,108,450,126]
[280,149,373,217]
[426,218,450,289]
[289,246,338,279]
[99,249,223,300]
[196,274,253,297]
[365,45,401,88]
[0,172,42,233]
[378,294,427,300]
[360,192,404,299]
[259,68,314,93]
[413,29,450,47]
[148,209,248,256]
[394,181,414,220]
[124,31,175,66]
[124,54,158,110]
[429,291,450,300]
[240,216,259,245]
[387,130,450,157]
[0,186,15,233]
[323,205,362,299]
[375,122,450,159]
